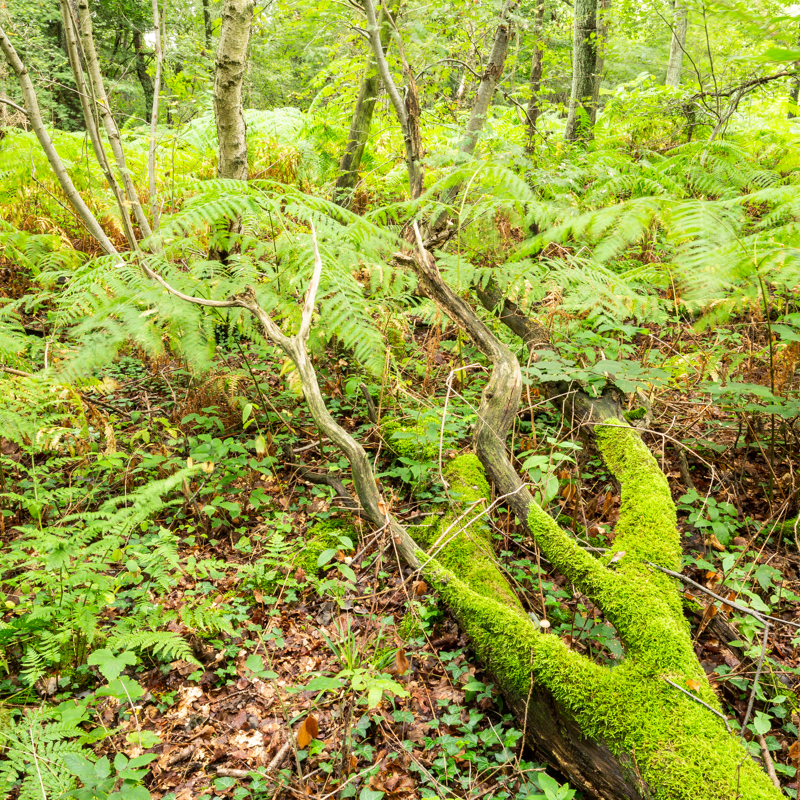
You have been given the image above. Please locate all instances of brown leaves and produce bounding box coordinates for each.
[412,580,427,597]
[395,649,409,676]
[296,714,318,749]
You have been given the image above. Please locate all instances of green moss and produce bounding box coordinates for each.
[416,426,780,800]
[397,611,424,641]
[623,406,647,422]
[382,417,439,463]
[298,519,356,575]
[409,454,523,613]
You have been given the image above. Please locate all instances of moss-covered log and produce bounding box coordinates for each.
[407,239,781,799]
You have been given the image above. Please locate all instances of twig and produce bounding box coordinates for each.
[0,96,28,115]
[0,364,33,378]
[646,562,800,630]
[756,733,781,789]
[740,621,770,737]
[677,450,696,491]
[359,383,379,425]
[663,677,731,733]
[29,728,47,800]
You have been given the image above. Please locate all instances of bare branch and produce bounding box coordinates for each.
[0,96,27,115]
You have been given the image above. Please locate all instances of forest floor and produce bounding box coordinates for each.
[2,289,800,799]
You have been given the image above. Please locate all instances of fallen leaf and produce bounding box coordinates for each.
[297,714,318,748]
[788,739,800,763]
[395,649,409,676]
[686,679,701,691]
[412,580,427,597]
[305,713,319,739]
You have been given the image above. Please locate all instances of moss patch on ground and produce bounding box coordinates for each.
[298,519,356,575]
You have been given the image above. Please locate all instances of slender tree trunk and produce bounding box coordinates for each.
[202,0,213,50]
[133,30,154,123]
[665,0,688,88]
[76,0,152,238]
[590,0,607,124]
[460,0,518,157]
[0,69,8,128]
[427,0,517,234]
[0,22,117,254]
[525,0,545,146]
[333,0,400,208]
[214,0,255,181]
[49,18,84,131]
[60,0,138,249]
[789,77,800,119]
[564,0,597,142]
[363,0,423,199]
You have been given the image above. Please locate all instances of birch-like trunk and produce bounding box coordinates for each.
[76,0,152,238]
[525,0,545,145]
[214,0,254,180]
[564,0,597,142]
[334,0,400,207]
[590,0,608,124]
[363,0,423,199]
[665,1,688,88]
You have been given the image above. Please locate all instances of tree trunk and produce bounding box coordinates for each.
[427,0,517,234]
[60,0,139,249]
[564,0,597,142]
[789,78,800,119]
[404,239,783,800]
[665,0,688,88]
[202,0,213,51]
[525,0,545,146]
[0,21,117,254]
[333,0,400,208]
[590,0,608,124]
[133,30,154,124]
[76,0,152,239]
[362,0,423,199]
[214,0,254,181]
[49,18,84,131]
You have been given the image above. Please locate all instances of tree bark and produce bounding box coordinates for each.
[214,0,254,181]
[427,0,517,234]
[665,0,688,88]
[564,0,597,142]
[525,0,545,146]
[403,234,782,800]
[202,0,213,51]
[362,0,423,200]
[333,0,400,207]
[132,30,154,124]
[59,0,138,249]
[76,0,153,238]
[0,21,117,255]
[590,0,608,124]
[789,77,800,119]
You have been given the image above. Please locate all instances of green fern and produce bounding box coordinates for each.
[106,631,200,665]
[0,707,85,800]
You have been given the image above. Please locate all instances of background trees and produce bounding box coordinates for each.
[1,0,800,798]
